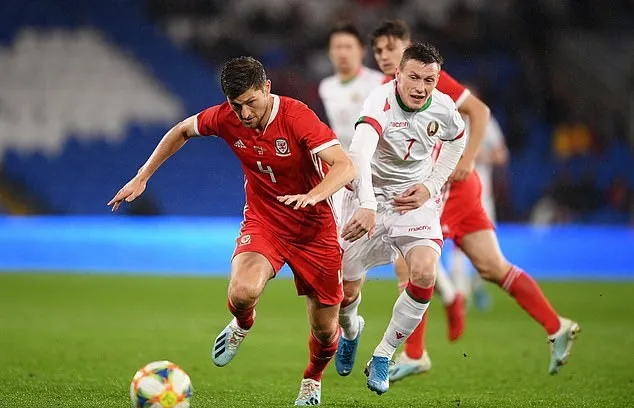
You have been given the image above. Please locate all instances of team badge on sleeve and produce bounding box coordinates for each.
[426,121,439,137]
[239,234,251,245]
[275,138,291,156]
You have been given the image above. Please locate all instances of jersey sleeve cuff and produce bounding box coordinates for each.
[455,89,471,109]
[310,139,340,155]
[355,116,383,137]
[359,201,377,211]
[443,130,465,142]
[193,114,202,136]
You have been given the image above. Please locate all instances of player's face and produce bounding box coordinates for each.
[228,80,272,129]
[329,33,364,74]
[373,35,409,76]
[395,59,440,110]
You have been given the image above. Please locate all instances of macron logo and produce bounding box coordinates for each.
[408,225,431,232]
[391,121,409,128]
[395,331,405,340]
[234,140,246,149]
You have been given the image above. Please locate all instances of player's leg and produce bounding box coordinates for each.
[367,241,439,395]
[288,234,343,406]
[212,251,277,367]
[459,229,580,374]
[295,297,340,406]
[212,225,284,367]
[336,218,393,376]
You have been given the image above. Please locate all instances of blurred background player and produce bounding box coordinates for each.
[370,19,491,375]
[450,112,510,310]
[338,42,466,395]
[108,56,355,406]
[318,22,383,223]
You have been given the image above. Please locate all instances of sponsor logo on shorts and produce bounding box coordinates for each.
[275,138,291,156]
[391,121,409,128]
[408,225,431,232]
[239,234,251,245]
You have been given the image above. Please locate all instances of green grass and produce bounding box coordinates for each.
[1,273,633,407]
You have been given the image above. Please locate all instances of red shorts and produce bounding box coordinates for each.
[441,171,494,247]
[233,220,343,306]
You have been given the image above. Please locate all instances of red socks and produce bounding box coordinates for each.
[228,298,256,330]
[500,266,561,335]
[303,330,340,381]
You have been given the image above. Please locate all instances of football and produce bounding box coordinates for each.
[130,361,193,408]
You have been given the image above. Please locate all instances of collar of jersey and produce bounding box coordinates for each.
[395,83,432,113]
[339,67,363,85]
[263,94,280,130]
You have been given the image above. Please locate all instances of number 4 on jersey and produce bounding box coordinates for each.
[257,161,277,183]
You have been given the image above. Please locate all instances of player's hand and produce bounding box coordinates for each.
[276,194,318,210]
[341,208,376,242]
[392,184,430,214]
[449,156,475,182]
[108,177,147,212]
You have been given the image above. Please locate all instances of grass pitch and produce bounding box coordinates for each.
[1,273,633,407]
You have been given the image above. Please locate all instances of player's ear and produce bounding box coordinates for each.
[263,79,271,96]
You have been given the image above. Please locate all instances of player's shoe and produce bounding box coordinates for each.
[335,315,365,376]
[548,317,581,375]
[364,355,390,395]
[294,378,321,406]
[211,317,249,367]
[446,292,466,342]
[388,350,432,382]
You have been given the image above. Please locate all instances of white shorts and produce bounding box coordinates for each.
[340,191,443,282]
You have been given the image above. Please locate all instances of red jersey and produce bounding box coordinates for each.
[195,95,339,242]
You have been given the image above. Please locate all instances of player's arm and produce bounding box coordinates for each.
[107,115,200,212]
[278,144,355,209]
[452,93,490,181]
[341,122,379,241]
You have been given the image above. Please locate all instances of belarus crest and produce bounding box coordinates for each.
[426,120,439,137]
[275,138,290,156]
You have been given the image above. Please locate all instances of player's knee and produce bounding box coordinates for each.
[342,280,361,307]
[408,257,436,288]
[228,281,260,307]
[311,323,339,344]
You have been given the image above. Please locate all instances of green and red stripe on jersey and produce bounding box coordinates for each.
[354,116,383,137]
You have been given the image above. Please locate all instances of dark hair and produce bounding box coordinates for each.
[400,42,444,68]
[220,56,267,100]
[370,19,411,47]
[328,21,364,46]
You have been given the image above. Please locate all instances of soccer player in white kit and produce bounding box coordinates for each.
[336,42,466,395]
[318,22,384,222]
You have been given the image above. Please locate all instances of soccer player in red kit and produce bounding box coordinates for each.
[365,20,579,380]
[108,56,355,406]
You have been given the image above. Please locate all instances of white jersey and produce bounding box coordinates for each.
[355,80,465,206]
[472,115,505,201]
[319,67,384,152]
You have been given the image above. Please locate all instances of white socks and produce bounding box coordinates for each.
[449,249,470,297]
[339,293,361,340]
[373,290,430,359]
[436,262,457,305]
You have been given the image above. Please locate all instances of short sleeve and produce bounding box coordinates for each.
[194,105,222,137]
[291,104,340,154]
[354,86,389,137]
[439,108,466,142]
[437,71,470,108]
